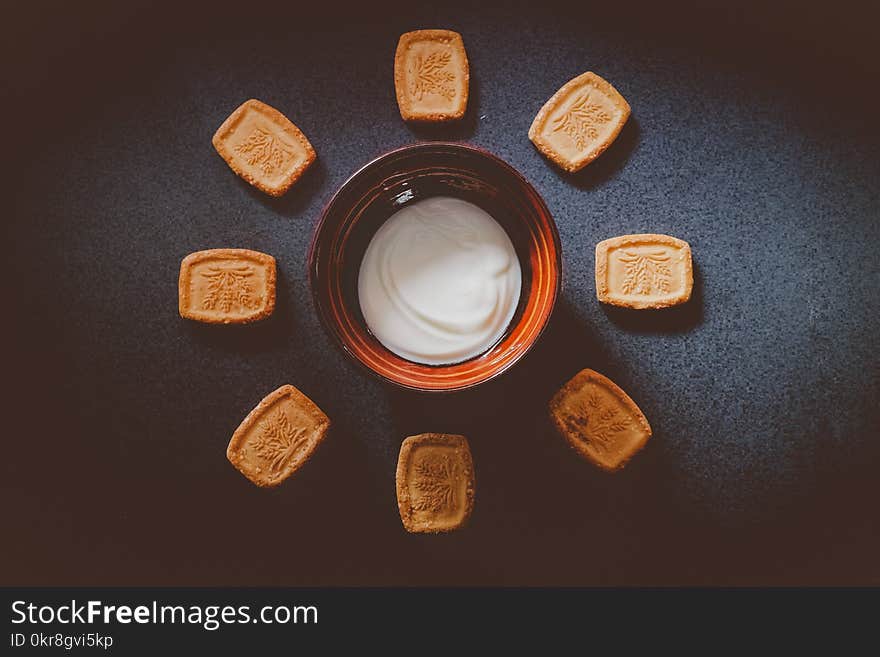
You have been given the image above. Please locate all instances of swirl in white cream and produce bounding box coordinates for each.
[357,196,522,365]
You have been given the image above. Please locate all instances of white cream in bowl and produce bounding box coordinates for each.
[357,196,522,365]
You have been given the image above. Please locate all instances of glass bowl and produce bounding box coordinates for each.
[308,142,562,392]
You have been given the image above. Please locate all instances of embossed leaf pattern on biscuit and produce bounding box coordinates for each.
[234,127,295,175]
[551,92,612,150]
[559,392,630,452]
[201,266,257,313]
[412,453,457,512]
[618,250,672,295]
[251,410,308,473]
[583,393,631,451]
[411,49,456,101]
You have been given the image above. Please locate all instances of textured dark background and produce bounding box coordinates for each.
[3,0,879,586]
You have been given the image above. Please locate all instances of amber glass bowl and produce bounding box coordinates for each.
[308,142,562,392]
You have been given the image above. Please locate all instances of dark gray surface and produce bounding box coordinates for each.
[4,0,879,585]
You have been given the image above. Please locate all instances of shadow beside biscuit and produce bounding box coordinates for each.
[601,261,705,334]
[183,267,296,353]
[550,116,641,191]
[237,157,328,219]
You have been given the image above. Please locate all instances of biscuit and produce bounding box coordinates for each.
[394,29,469,122]
[227,385,330,487]
[396,433,475,533]
[549,369,651,471]
[529,71,630,173]
[595,234,693,309]
[178,248,276,324]
[212,99,316,197]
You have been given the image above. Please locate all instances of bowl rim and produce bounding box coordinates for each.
[307,140,563,393]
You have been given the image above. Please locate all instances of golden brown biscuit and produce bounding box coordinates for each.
[227,385,330,487]
[549,369,652,472]
[394,29,469,122]
[529,71,630,173]
[178,248,276,324]
[396,433,475,533]
[595,234,693,309]
[212,99,316,197]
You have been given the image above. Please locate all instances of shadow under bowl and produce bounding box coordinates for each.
[308,142,562,392]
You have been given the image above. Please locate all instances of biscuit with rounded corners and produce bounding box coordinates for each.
[396,433,475,533]
[178,248,276,324]
[549,369,651,471]
[529,71,630,172]
[212,99,316,196]
[595,233,693,309]
[227,385,330,487]
[394,29,469,122]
